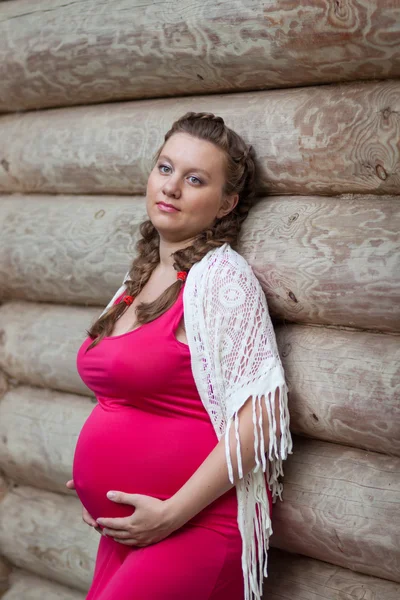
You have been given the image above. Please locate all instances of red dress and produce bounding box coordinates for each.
[73,287,272,600]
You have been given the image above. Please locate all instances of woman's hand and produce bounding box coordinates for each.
[96,491,182,547]
[65,479,102,535]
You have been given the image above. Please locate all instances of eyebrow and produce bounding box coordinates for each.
[158,154,211,179]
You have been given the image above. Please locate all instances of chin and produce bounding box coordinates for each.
[153,222,197,244]
[149,208,179,229]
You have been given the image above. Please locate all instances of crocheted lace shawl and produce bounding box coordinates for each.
[99,243,293,600]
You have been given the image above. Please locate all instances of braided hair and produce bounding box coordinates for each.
[86,112,258,349]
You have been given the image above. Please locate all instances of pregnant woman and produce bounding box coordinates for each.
[67,112,293,600]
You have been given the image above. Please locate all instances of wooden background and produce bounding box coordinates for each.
[0,0,399,598]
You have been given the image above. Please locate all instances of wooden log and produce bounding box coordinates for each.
[0,373,7,401]
[0,556,11,597]
[0,193,399,331]
[0,486,97,592]
[2,570,85,600]
[0,80,399,195]
[0,480,11,597]
[263,548,400,600]
[0,1,399,112]
[271,436,400,583]
[0,194,145,305]
[241,195,400,331]
[0,386,93,493]
[0,476,7,504]
[0,301,99,396]
[275,325,400,457]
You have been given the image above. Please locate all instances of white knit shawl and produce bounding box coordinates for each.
[99,243,293,600]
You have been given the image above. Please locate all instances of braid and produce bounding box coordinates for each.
[86,112,258,348]
[127,221,160,298]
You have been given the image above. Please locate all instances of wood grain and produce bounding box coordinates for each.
[241,194,400,331]
[0,1,399,112]
[271,436,400,583]
[2,570,84,600]
[0,480,10,597]
[0,193,398,331]
[0,386,93,493]
[0,486,97,592]
[0,80,399,196]
[0,373,7,401]
[0,195,145,305]
[263,548,400,600]
[0,476,7,504]
[276,325,400,456]
[0,302,101,396]
[0,556,10,597]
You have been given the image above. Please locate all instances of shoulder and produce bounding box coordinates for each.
[192,243,254,282]
[188,244,265,311]
[211,245,261,296]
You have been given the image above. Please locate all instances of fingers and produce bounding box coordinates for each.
[65,479,76,490]
[106,491,138,506]
[82,508,98,528]
[82,507,102,533]
[102,531,143,546]
[96,516,132,530]
[102,528,132,540]
[114,538,143,546]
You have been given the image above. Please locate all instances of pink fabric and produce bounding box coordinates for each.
[73,287,272,599]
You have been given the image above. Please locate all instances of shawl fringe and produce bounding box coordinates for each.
[225,381,292,600]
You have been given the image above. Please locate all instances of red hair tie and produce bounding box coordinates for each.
[177,271,187,282]
[123,295,134,306]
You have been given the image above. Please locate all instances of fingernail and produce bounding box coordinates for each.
[107,491,116,499]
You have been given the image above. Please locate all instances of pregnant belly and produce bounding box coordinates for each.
[72,404,220,521]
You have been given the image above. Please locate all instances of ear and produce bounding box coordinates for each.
[216,193,239,219]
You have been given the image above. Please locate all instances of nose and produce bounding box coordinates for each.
[162,176,181,199]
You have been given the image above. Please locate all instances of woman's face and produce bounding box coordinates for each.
[146,132,238,243]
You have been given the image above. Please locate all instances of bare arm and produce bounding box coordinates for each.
[165,388,281,528]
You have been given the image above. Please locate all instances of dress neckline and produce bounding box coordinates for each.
[102,286,184,341]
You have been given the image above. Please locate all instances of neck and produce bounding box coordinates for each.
[158,235,196,269]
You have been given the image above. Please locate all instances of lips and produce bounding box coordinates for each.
[156,201,180,212]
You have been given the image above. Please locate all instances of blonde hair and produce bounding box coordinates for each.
[86,111,258,350]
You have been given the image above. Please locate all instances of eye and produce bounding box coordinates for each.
[188,175,202,185]
[158,164,171,174]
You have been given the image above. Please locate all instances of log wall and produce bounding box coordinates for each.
[0,194,399,331]
[0,555,10,598]
[270,437,400,582]
[0,1,399,112]
[0,0,399,596]
[2,570,85,600]
[0,386,93,492]
[0,477,9,597]
[0,80,399,196]
[263,549,400,600]
[0,486,98,591]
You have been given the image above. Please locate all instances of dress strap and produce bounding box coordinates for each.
[112,286,185,332]
[166,286,185,335]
